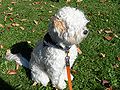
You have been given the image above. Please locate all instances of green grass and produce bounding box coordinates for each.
[0,0,120,90]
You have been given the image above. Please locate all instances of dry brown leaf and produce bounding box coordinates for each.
[104,36,113,41]
[100,53,105,58]
[117,56,120,61]
[0,24,4,28]
[50,5,55,8]
[113,34,119,38]
[104,30,113,34]
[7,13,13,16]
[71,69,77,74]
[113,64,119,68]
[77,47,82,54]
[32,29,35,32]
[11,2,16,4]
[7,70,17,75]
[49,11,52,13]
[21,19,27,22]
[44,2,48,4]
[105,86,112,90]
[33,2,40,5]
[0,44,4,49]
[11,23,20,27]
[19,26,25,30]
[4,16,7,21]
[10,17,14,21]
[98,29,104,34]
[8,7,13,11]
[33,20,38,25]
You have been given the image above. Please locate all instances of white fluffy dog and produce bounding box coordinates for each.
[29,6,89,89]
[6,6,89,89]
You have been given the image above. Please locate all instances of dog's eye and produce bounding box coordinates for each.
[83,30,88,35]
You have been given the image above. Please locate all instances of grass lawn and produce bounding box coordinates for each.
[0,0,120,90]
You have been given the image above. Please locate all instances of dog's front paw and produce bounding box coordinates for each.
[57,81,66,90]
[64,74,74,81]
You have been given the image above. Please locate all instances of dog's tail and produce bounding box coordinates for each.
[5,41,33,68]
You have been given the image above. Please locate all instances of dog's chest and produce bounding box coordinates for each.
[41,45,78,68]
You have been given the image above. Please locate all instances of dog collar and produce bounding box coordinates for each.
[43,33,71,50]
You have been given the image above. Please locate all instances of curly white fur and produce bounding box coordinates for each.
[29,6,89,89]
[6,6,89,89]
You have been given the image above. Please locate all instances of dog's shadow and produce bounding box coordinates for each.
[10,41,33,79]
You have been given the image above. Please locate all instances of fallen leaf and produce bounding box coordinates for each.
[71,69,77,74]
[8,7,13,11]
[50,5,55,8]
[49,11,52,13]
[19,26,25,30]
[113,34,119,38]
[27,41,31,44]
[7,13,13,16]
[105,86,112,90]
[4,16,7,21]
[21,19,27,22]
[7,70,17,75]
[11,1,16,5]
[33,20,38,25]
[104,36,113,41]
[77,47,82,54]
[33,2,40,5]
[77,0,83,3]
[98,29,104,34]
[113,64,119,68]
[0,44,4,49]
[32,29,35,32]
[0,24,4,28]
[44,2,48,4]
[10,17,14,21]
[11,23,20,27]
[117,56,120,61]
[100,53,105,58]
[104,30,113,34]
[6,49,11,56]
[66,0,70,3]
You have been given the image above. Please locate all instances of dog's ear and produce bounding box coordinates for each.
[52,16,67,33]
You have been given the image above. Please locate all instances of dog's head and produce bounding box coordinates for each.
[48,6,89,47]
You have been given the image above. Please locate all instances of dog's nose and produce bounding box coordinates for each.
[83,30,88,35]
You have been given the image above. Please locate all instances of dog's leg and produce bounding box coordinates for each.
[56,74,67,90]
[30,65,49,86]
[62,69,74,81]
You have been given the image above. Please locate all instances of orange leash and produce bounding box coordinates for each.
[65,48,72,90]
[66,66,72,90]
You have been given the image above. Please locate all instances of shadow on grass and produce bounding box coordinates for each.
[0,78,14,90]
[10,41,33,80]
